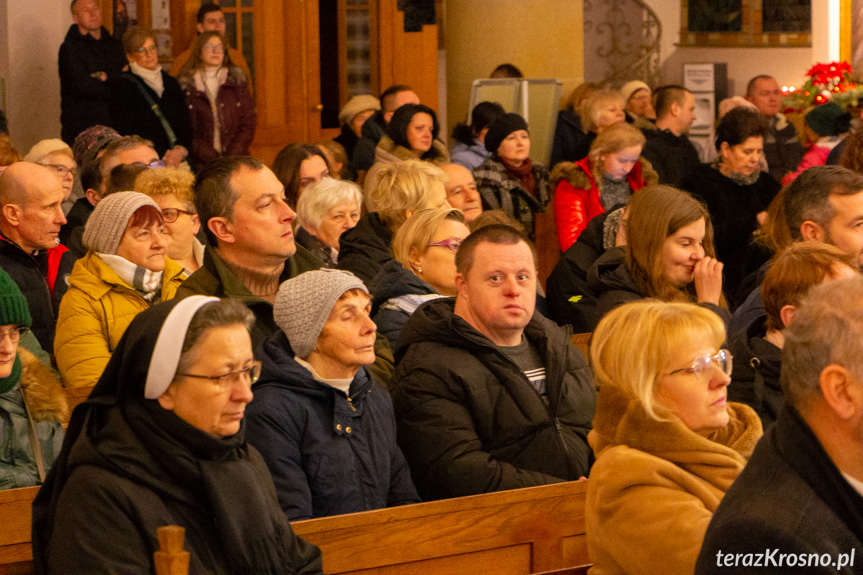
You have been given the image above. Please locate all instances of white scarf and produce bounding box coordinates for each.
[97,253,164,301]
[194,67,228,153]
[129,62,165,97]
[295,357,353,395]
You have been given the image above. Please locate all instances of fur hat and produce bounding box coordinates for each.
[484,113,529,154]
[274,269,368,359]
[339,95,381,126]
[83,192,160,255]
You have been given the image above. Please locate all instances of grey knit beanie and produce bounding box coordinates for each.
[274,269,369,359]
[83,191,161,255]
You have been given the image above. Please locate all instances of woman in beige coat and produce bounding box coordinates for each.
[586,300,762,575]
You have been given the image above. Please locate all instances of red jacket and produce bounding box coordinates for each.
[553,157,655,252]
[182,69,256,169]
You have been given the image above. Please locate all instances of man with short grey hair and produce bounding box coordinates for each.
[696,276,863,574]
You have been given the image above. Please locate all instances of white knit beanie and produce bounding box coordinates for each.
[620,80,651,105]
[23,139,72,163]
[83,191,161,255]
[274,269,368,359]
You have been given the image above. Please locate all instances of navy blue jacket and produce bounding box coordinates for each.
[369,259,439,355]
[245,331,419,520]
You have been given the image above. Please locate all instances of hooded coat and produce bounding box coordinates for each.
[551,156,657,251]
[450,139,491,172]
[586,384,762,575]
[390,298,597,501]
[726,315,783,428]
[55,252,187,389]
[32,299,324,575]
[245,330,419,520]
[0,348,67,490]
[368,259,441,354]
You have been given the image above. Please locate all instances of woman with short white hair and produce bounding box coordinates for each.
[295,177,363,268]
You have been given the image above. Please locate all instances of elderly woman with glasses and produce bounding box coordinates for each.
[294,177,362,268]
[34,297,324,573]
[111,28,192,167]
[23,139,79,206]
[585,300,761,575]
[136,167,203,273]
[369,208,470,353]
[246,270,420,520]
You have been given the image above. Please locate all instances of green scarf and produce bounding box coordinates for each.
[0,354,22,394]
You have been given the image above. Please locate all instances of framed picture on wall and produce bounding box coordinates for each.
[680,0,811,47]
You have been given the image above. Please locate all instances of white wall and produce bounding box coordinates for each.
[642,1,835,96]
[0,0,71,153]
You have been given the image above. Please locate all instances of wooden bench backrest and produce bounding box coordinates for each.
[0,478,590,575]
[292,480,590,574]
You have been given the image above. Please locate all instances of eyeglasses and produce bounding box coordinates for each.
[161,208,195,223]
[177,361,262,389]
[667,349,732,383]
[135,45,159,54]
[426,237,463,253]
[42,164,78,179]
[203,44,225,53]
[130,160,166,169]
[0,327,30,344]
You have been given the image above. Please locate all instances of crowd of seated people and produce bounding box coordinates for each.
[1,3,862,569]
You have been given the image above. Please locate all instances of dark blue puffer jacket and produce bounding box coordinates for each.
[245,331,420,520]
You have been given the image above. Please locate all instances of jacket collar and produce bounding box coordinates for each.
[69,252,185,300]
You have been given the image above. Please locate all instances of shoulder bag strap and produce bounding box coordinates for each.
[22,391,46,483]
[128,73,178,148]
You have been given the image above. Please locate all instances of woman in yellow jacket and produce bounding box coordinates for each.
[55,192,186,388]
[585,300,762,575]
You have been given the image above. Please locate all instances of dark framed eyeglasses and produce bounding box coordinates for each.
[176,361,262,389]
[41,164,78,178]
[161,208,195,223]
[426,237,463,253]
[667,349,732,383]
[0,326,30,344]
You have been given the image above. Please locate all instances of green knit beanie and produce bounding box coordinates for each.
[0,269,30,328]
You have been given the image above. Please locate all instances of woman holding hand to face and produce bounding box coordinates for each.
[589,185,729,328]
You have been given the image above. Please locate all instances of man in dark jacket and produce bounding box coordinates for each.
[352,84,419,176]
[58,0,128,145]
[746,75,806,183]
[641,85,700,187]
[0,163,75,352]
[391,224,596,501]
[696,277,863,574]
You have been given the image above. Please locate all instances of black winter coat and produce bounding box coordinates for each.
[0,235,74,352]
[588,247,730,326]
[546,210,614,332]
[682,164,780,299]
[246,331,420,520]
[58,25,127,144]
[352,109,388,173]
[549,109,594,168]
[696,405,863,574]
[727,315,783,428]
[369,259,439,354]
[391,298,597,501]
[337,212,394,286]
[641,128,702,187]
[110,70,193,157]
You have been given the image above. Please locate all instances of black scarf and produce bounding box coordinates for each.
[32,299,292,574]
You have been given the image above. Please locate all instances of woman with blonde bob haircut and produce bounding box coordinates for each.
[339,159,449,284]
[582,90,626,134]
[552,122,657,251]
[370,208,470,351]
[586,300,762,575]
[589,185,728,326]
[295,177,363,267]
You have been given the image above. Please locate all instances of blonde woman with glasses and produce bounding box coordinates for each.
[586,300,762,575]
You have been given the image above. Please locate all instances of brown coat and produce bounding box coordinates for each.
[585,384,762,575]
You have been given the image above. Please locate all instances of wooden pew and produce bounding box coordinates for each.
[292,480,590,574]
[0,486,39,575]
[0,481,590,575]
[571,333,591,359]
